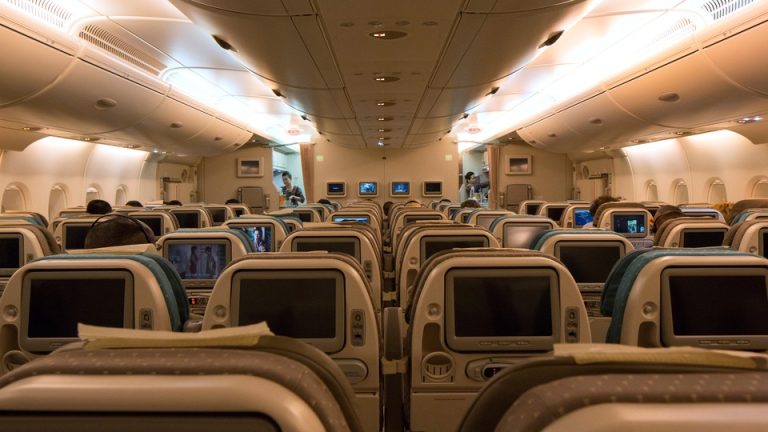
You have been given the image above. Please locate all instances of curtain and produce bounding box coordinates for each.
[299,143,315,203]
[486,144,501,209]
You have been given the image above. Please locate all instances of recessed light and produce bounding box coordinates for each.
[737,116,763,124]
[423,21,438,26]
[376,100,396,107]
[373,76,399,83]
[377,116,393,122]
[369,30,407,40]
[377,142,384,146]
[377,128,391,133]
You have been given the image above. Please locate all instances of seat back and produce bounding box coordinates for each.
[594,202,652,238]
[560,204,591,228]
[466,210,515,230]
[0,224,58,297]
[0,254,187,371]
[727,220,768,258]
[654,217,729,247]
[732,208,768,224]
[226,203,251,217]
[129,211,178,237]
[53,216,99,252]
[158,229,253,315]
[288,207,322,224]
[202,252,381,432]
[169,207,212,229]
[518,200,546,216]
[203,205,235,226]
[536,203,567,226]
[390,209,446,252]
[405,249,590,432]
[489,215,557,248]
[1,211,48,227]
[328,209,381,232]
[224,215,290,252]
[680,206,725,221]
[602,248,768,348]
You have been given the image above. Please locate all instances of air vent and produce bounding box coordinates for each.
[78,24,165,76]
[5,0,72,29]
[701,0,756,21]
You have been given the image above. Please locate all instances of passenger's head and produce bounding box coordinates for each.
[281,171,293,188]
[461,199,482,208]
[318,198,332,205]
[125,200,143,208]
[84,214,155,249]
[86,199,112,215]
[651,204,684,234]
[405,199,421,208]
[464,171,476,185]
[383,201,394,215]
[225,198,240,204]
[167,200,183,206]
[589,195,620,217]
[713,201,736,224]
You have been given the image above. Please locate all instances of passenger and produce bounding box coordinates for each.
[383,201,394,216]
[83,214,156,248]
[86,199,112,215]
[459,172,478,202]
[461,199,482,208]
[280,170,305,207]
[404,199,422,208]
[651,204,684,234]
[167,200,183,206]
[581,195,620,228]
[714,201,736,223]
[125,200,143,208]
[225,198,240,204]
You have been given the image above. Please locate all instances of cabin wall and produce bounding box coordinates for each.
[199,146,279,209]
[0,137,155,220]
[314,139,459,204]
[498,143,573,202]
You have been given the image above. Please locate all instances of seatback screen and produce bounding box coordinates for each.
[681,230,725,248]
[236,226,273,252]
[64,224,91,250]
[574,209,593,227]
[546,207,564,222]
[135,216,162,237]
[333,215,369,224]
[173,212,200,229]
[612,213,647,236]
[476,215,498,230]
[209,208,227,224]
[558,245,622,284]
[168,243,227,280]
[0,236,21,270]
[526,203,541,216]
[294,211,313,223]
[293,238,360,260]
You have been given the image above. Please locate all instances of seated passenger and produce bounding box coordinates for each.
[225,198,240,204]
[582,195,619,228]
[86,199,112,215]
[713,201,735,223]
[651,204,684,234]
[84,214,156,248]
[460,199,481,208]
[125,200,143,208]
[318,198,333,205]
[167,200,183,206]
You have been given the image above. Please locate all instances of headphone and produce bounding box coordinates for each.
[89,213,154,244]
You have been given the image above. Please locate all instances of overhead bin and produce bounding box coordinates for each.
[464,0,588,13]
[410,117,454,135]
[701,16,768,97]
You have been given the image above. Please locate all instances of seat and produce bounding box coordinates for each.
[465,209,515,230]
[0,224,59,297]
[401,248,590,432]
[0,329,364,432]
[531,229,634,342]
[560,203,591,228]
[726,219,768,258]
[593,202,652,239]
[0,253,189,372]
[395,225,498,305]
[459,344,768,432]
[732,208,768,224]
[328,209,382,235]
[518,200,546,216]
[729,199,768,224]
[654,217,729,247]
[169,207,213,229]
[536,202,568,226]
[389,209,446,253]
[488,215,557,248]
[157,229,253,315]
[601,248,768,348]
[129,210,178,237]
[202,204,235,226]
[680,206,726,221]
[226,203,251,217]
[202,252,381,432]
[52,216,99,252]
[223,214,290,252]
[280,226,383,311]
[1,211,48,228]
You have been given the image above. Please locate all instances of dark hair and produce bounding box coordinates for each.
[464,172,475,182]
[86,199,112,215]
[383,201,394,215]
[589,195,620,216]
[168,200,183,206]
[225,198,241,204]
[84,214,155,249]
[281,171,292,179]
[125,200,143,208]
[318,198,332,205]
[461,199,481,208]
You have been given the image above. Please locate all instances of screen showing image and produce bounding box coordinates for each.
[681,230,725,248]
[359,182,378,195]
[209,208,227,224]
[391,182,410,195]
[612,213,646,235]
[668,275,768,336]
[574,209,593,227]
[452,275,552,337]
[294,211,313,223]
[64,225,91,250]
[424,181,442,195]
[526,204,541,216]
[134,216,162,237]
[503,225,550,249]
[476,215,498,230]
[236,226,273,252]
[422,237,488,262]
[332,215,369,224]
[237,277,337,338]
[763,231,768,259]
[0,236,21,269]
[558,245,621,284]
[27,278,125,338]
[168,243,227,280]
[546,207,565,222]
[327,182,346,195]
[293,238,359,259]
[173,211,200,229]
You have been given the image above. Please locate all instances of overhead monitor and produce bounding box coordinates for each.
[231,270,345,353]
[525,203,541,216]
[546,206,565,223]
[420,235,489,262]
[230,224,273,252]
[611,212,647,238]
[390,181,411,197]
[556,242,624,284]
[503,224,551,249]
[476,214,500,230]
[326,182,347,197]
[292,237,361,261]
[422,181,443,197]
[208,207,227,225]
[446,268,558,352]
[0,233,23,277]
[21,270,133,352]
[332,215,369,224]
[573,209,593,228]
[133,215,163,237]
[63,223,91,250]
[164,239,230,287]
[661,269,768,350]
[681,229,726,248]
[172,210,201,229]
[358,181,378,197]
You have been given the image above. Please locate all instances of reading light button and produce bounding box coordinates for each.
[351,309,365,346]
[140,308,153,330]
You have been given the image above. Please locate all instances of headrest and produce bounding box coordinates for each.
[594,201,645,225]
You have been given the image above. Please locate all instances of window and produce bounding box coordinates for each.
[707,179,727,203]
[49,184,68,221]
[1,184,27,212]
[645,180,658,201]
[673,179,689,205]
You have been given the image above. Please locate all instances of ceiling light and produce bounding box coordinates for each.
[373,76,399,83]
[369,30,407,40]
[378,128,391,133]
[377,142,384,146]
[376,100,396,107]
[737,116,763,124]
